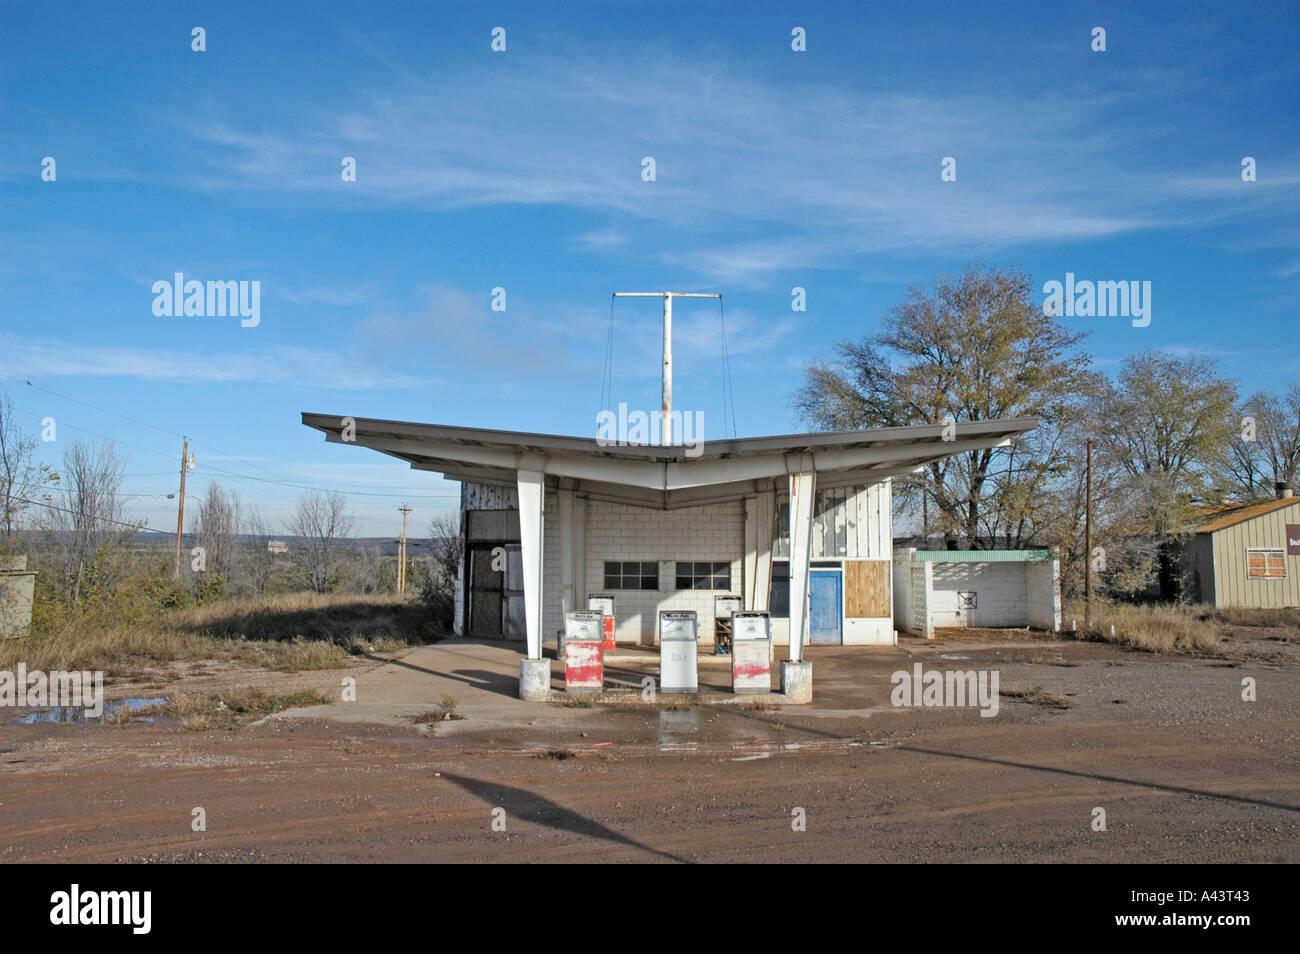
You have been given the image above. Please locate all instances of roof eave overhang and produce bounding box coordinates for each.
[301,413,1039,510]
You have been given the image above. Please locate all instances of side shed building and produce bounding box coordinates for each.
[893,548,1061,638]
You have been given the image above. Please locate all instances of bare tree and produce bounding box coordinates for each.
[1089,351,1238,599]
[351,546,384,594]
[1093,351,1237,524]
[0,393,56,540]
[1221,386,1300,498]
[38,437,135,607]
[242,505,276,595]
[194,482,242,598]
[796,263,1098,548]
[419,511,463,629]
[286,490,354,593]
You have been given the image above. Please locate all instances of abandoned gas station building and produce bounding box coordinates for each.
[303,412,1037,699]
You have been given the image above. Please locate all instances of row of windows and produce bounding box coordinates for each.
[599,561,795,620]
[602,561,732,592]
[612,551,1293,593]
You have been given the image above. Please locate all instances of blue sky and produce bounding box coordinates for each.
[2,1,1297,535]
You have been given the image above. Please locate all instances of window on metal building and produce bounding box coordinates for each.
[1246,548,1286,580]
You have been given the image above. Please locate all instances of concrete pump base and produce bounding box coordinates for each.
[781,661,813,704]
[519,658,551,701]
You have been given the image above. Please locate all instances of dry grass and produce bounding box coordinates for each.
[1068,603,1222,655]
[1197,606,1300,628]
[167,687,329,731]
[160,592,438,647]
[0,592,437,679]
[410,694,461,727]
[1000,685,1075,709]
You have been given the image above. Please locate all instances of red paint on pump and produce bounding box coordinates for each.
[565,641,604,690]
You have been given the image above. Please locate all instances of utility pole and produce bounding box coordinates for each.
[397,503,412,595]
[612,291,721,446]
[1085,437,1093,629]
[174,438,192,578]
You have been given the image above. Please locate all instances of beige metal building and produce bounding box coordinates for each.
[1181,492,1300,607]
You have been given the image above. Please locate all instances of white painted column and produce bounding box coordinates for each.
[744,489,776,611]
[516,465,545,660]
[787,470,815,662]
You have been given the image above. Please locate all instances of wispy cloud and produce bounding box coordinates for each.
[0,335,421,391]
[152,41,1295,283]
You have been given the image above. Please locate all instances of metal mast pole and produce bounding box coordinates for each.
[612,291,721,448]
[661,293,672,445]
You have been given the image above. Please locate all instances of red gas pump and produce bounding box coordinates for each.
[588,594,616,652]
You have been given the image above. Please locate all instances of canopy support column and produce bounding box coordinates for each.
[517,462,549,700]
[783,468,815,702]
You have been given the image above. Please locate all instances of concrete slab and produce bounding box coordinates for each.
[266,639,572,736]
[265,637,802,734]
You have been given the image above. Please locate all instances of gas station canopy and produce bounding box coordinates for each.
[300,413,1039,511]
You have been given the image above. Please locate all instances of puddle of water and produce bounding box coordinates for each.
[655,708,702,747]
[730,740,773,761]
[17,696,168,725]
[938,654,970,660]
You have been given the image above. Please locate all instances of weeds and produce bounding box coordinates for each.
[1068,603,1221,655]
[1000,685,1075,709]
[410,694,462,728]
[168,687,329,731]
[0,592,437,679]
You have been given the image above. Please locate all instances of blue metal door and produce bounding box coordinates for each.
[809,570,842,645]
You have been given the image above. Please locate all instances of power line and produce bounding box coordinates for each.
[4,371,461,493]
[13,495,170,535]
[7,402,179,462]
[3,388,459,501]
[192,460,459,499]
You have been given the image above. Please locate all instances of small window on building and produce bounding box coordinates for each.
[1246,548,1286,580]
[769,561,790,618]
[675,561,731,591]
[603,561,659,590]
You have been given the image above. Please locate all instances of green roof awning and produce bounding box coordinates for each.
[907,549,1053,562]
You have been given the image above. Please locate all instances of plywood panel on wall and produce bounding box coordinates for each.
[846,559,890,617]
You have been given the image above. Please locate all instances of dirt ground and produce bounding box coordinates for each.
[1,625,1297,863]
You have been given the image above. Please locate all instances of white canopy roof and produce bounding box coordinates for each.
[302,413,1038,511]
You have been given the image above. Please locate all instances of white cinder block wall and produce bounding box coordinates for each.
[894,554,1061,634]
[582,499,745,645]
[468,480,892,646]
[1025,560,1062,631]
[929,562,1027,628]
[542,491,561,638]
